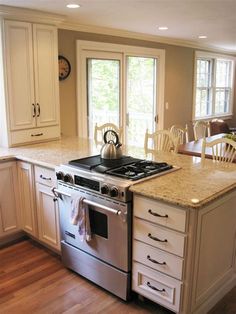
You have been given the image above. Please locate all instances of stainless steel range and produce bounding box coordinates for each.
[52,155,178,300]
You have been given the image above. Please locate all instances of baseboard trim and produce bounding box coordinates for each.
[193,275,236,314]
[0,231,27,249]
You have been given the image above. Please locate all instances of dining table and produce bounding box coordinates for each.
[178,133,236,163]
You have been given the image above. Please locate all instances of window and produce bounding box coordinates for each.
[193,52,235,120]
[87,58,120,137]
[77,41,165,147]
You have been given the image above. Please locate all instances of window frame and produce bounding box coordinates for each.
[193,51,235,121]
[76,40,165,140]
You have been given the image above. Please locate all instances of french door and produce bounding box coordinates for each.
[77,41,164,147]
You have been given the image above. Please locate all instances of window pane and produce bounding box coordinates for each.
[195,88,210,117]
[215,88,230,114]
[195,59,212,117]
[216,60,232,87]
[196,59,211,87]
[87,58,120,138]
[126,56,156,147]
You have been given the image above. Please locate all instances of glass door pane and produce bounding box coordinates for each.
[87,58,120,138]
[126,56,157,147]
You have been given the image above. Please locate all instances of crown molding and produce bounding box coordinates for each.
[60,21,236,56]
[0,5,65,25]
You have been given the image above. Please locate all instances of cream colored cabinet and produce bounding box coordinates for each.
[132,195,187,313]
[0,19,60,147]
[35,166,60,251]
[0,161,20,238]
[17,161,37,236]
[132,192,236,314]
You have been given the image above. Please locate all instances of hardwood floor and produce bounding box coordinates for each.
[0,240,235,314]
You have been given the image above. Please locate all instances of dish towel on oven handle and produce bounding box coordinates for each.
[71,195,91,242]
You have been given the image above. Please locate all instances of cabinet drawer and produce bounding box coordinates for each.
[133,240,184,280]
[133,217,186,257]
[132,262,182,313]
[134,195,186,232]
[35,166,55,187]
[10,125,60,146]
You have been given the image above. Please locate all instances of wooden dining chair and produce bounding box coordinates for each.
[144,129,177,154]
[170,124,189,145]
[209,119,231,136]
[201,137,236,163]
[193,120,210,141]
[94,123,122,144]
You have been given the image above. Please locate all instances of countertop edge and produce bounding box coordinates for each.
[130,183,236,209]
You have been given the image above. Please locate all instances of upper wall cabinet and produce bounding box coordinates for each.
[0,20,60,147]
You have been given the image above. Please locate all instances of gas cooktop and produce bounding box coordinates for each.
[69,155,173,181]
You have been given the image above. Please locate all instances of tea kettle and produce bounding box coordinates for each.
[100,130,122,159]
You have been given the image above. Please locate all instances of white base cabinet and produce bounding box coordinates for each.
[132,195,186,313]
[0,161,20,238]
[35,166,60,251]
[132,192,236,314]
[17,161,37,236]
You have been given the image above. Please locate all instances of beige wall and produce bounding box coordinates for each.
[58,29,236,140]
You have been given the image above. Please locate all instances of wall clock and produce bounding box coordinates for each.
[58,55,71,81]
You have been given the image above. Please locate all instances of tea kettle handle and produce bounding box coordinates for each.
[103,130,119,145]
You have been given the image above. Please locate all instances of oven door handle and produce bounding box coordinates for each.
[51,187,122,216]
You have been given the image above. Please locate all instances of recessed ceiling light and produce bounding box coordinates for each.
[158,26,168,30]
[66,4,80,9]
[198,35,207,39]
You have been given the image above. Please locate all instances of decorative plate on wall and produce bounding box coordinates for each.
[58,55,71,81]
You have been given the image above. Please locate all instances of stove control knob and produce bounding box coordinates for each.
[56,171,64,181]
[64,174,73,184]
[101,184,109,195]
[110,187,119,198]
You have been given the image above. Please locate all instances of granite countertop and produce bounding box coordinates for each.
[0,136,236,209]
[130,152,236,209]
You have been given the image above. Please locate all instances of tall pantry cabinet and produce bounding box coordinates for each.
[0,19,60,147]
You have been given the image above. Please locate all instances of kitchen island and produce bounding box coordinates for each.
[0,136,236,314]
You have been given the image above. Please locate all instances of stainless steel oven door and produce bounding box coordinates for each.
[56,182,131,272]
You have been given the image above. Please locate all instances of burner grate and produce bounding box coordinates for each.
[106,161,173,181]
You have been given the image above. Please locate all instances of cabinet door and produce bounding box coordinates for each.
[0,162,19,237]
[17,161,37,236]
[36,183,60,250]
[33,24,59,127]
[4,20,36,130]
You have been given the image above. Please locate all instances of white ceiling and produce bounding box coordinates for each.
[0,0,236,53]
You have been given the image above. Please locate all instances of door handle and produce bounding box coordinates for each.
[51,187,122,216]
[36,103,40,117]
[32,104,36,117]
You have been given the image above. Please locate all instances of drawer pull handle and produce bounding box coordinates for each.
[31,133,43,137]
[148,233,168,243]
[40,174,52,181]
[147,281,165,293]
[147,255,166,265]
[148,209,168,218]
